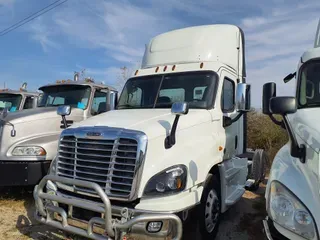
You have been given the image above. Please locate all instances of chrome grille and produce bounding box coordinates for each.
[57,135,139,198]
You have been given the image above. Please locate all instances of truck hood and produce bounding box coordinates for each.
[2,107,84,124]
[291,108,320,153]
[70,109,212,140]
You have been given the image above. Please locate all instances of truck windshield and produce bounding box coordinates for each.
[299,60,320,107]
[117,71,218,109]
[38,85,91,109]
[0,93,22,111]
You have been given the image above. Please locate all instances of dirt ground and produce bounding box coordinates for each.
[0,181,267,240]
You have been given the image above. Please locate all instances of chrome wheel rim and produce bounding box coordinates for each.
[204,189,220,233]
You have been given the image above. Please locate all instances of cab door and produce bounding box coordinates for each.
[220,70,239,159]
[219,70,248,207]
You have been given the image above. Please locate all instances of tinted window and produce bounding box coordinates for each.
[38,85,91,109]
[118,71,217,109]
[23,96,34,109]
[299,61,320,107]
[91,90,107,115]
[0,93,22,111]
[222,78,235,112]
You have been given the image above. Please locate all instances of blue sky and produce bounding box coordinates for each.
[0,0,319,107]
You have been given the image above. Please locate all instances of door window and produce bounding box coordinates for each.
[23,96,34,109]
[221,78,235,112]
[91,90,107,115]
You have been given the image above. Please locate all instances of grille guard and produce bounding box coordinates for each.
[33,175,183,240]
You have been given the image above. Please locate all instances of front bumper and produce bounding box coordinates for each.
[0,160,50,186]
[263,217,290,240]
[34,175,183,240]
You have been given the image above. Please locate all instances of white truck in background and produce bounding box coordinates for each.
[262,20,320,240]
[0,82,39,111]
[0,74,117,187]
[34,24,267,240]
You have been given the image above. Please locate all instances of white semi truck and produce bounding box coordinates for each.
[262,20,320,240]
[0,83,39,111]
[0,74,117,187]
[34,24,267,240]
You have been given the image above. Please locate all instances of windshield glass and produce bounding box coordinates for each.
[38,85,91,109]
[0,93,22,111]
[117,71,218,109]
[299,60,320,107]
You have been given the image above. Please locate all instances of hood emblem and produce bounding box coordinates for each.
[86,132,102,137]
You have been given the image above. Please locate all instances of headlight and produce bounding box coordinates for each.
[143,165,187,197]
[12,146,46,156]
[268,181,316,239]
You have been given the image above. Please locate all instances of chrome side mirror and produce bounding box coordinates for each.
[57,105,71,129]
[236,83,251,112]
[57,105,71,116]
[166,102,189,149]
[171,102,189,116]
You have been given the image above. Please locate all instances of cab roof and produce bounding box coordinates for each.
[38,79,117,92]
[141,24,246,78]
[0,88,39,96]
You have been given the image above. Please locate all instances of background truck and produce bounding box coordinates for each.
[34,24,267,240]
[0,73,117,187]
[0,82,39,112]
[262,20,320,240]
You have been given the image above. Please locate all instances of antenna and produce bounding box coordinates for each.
[237,31,241,83]
[314,18,320,48]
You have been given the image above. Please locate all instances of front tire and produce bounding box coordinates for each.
[199,174,221,239]
[247,149,267,191]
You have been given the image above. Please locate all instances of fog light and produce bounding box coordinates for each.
[147,221,163,233]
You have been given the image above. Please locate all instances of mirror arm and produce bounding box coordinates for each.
[61,115,68,128]
[0,119,16,137]
[268,114,286,129]
[165,115,180,149]
[223,112,244,128]
[282,115,306,163]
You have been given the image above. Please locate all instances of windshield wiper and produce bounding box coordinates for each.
[117,104,136,109]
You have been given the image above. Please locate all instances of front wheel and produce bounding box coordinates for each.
[198,174,221,239]
[247,149,267,191]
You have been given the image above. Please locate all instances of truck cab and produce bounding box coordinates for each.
[0,74,117,187]
[0,83,39,112]
[262,20,320,240]
[34,24,266,240]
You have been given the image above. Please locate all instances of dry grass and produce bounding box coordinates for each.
[247,110,288,169]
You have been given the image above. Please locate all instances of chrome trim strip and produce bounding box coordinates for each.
[263,218,273,240]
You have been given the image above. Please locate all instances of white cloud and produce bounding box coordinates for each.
[240,2,320,106]
[0,0,14,6]
[6,0,320,106]
[28,18,60,52]
[39,0,181,63]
